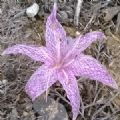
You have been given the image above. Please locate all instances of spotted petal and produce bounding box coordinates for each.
[45,3,66,58]
[58,70,80,120]
[71,54,118,89]
[25,65,57,101]
[62,31,105,61]
[76,31,106,52]
[2,44,52,63]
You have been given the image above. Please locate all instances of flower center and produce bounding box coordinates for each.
[53,62,62,69]
[52,58,75,70]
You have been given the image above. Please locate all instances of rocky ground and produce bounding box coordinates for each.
[0,0,120,120]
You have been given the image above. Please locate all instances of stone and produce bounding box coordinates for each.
[33,95,68,120]
[26,3,39,17]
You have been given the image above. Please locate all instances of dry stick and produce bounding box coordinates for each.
[88,86,104,116]
[109,31,120,43]
[13,10,25,19]
[84,102,99,109]
[79,95,86,119]
[84,13,95,32]
[91,91,120,120]
[101,109,120,120]
[88,41,104,116]
[92,86,104,104]
[116,12,120,33]
[55,90,70,105]
[74,0,83,26]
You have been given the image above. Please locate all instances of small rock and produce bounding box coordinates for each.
[26,3,39,17]
[75,31,81,36]
[33,95,68,120]
[66,6,74,18]
[0,90,4,94]
[10,108,18,120]
[59,11,68,19]
[58,11,68,23]
[23,111,28,116]
[2,79,7,84]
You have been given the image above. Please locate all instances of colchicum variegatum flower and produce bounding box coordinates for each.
[2,3,118,120]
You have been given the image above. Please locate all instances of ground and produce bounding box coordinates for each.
[0,0,120,120]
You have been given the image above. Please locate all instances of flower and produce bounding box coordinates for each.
[2,3,118,120]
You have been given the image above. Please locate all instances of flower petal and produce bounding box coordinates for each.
[45,3,66,57]
[76,31,105,52]
[2,44,52,63]
[71,54,118,89]
[63,31,105,61]
[58,70,80,120]
[25,65,57,101]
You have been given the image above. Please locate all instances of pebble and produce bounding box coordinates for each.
[66,6,74,18]
[26,3,39,17]
[58,11,68,23]
[59,11,68,19]
[75,31,81,36]
[23,111,28,116]
[0,89,4,94]
[0,79,7,85]
[2,79,7,84]
[33,95,68,120]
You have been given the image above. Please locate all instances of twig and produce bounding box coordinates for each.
[88,85,104,116]
[79,95,85,119]
[109,31,120,43]
[74,0,83,26]
[91,91,120,120]
[84,1,109,31]
[83,14,95,31]
[13,10,25,19]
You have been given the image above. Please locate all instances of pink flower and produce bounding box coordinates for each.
[2,3,118,120]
